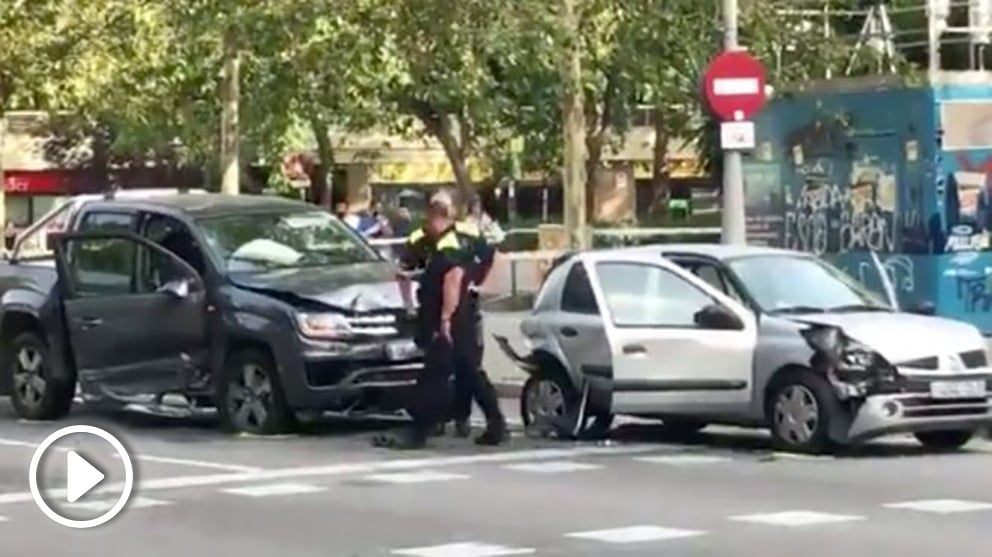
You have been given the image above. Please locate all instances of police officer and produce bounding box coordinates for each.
[392,192,507,445]
[375,196,502,449]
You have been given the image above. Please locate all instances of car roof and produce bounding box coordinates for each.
[92,193,313,218]
[578,243,811,264]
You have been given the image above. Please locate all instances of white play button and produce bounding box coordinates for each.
[29,425,135,529]
[66,450,106,503]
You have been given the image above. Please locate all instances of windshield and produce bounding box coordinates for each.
[196,210,381,273]
[728,255,889,313]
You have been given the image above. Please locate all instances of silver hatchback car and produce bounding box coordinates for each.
[496,244,992,453]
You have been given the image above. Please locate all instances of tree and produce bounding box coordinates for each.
[246,0,399,205]
[371,0,525,204]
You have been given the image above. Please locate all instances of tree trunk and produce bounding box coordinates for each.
[309,116,333,208]
[651,107,670,215]
[562,0,588,249]
[220,30,241,195]
[433,125,471,204]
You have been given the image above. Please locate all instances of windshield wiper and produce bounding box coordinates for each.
[827,303,892,313]
[768,305,826,315]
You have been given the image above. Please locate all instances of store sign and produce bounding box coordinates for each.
[3,171,70,194]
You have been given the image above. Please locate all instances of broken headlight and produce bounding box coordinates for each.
[802,325,896,386]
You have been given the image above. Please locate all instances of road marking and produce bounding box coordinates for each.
[0,443,662,505]
[67,497,170,513]
[503,461,603,474]
[364,471,470,484]
[391,542,535,557]
[0,516,7,523]
[221,483,326,497]
[0,437,260,472]
[0,438,71,452]
[635,454,732,466]
[729,510,864,527]
[883,499,992,514]
[110,452,263,473]
[565,525,705,543]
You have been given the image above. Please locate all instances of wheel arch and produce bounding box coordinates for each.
[761,363,814,416]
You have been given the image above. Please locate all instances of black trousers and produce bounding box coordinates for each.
[449,317,505,430]
[407,337,456,438]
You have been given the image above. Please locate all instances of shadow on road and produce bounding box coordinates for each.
[609,423,989,459]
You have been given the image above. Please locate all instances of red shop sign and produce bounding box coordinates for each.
[3,170,71,195]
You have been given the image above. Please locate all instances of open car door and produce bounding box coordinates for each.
[585,255,758,416]
[53,231,210,399]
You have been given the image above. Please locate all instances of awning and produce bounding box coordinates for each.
[369,160,492,184]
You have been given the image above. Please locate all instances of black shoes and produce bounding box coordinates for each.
[431,420,473,438]
[474,425,509,446]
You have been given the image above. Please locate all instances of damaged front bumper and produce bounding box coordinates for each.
[845,374,992,442]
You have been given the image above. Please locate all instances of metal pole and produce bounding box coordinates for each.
[721,0,747,245]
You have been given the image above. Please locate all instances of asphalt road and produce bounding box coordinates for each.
[0,398,991,557]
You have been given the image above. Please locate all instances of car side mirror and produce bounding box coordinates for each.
[157,278,191,299]
[694,303,744,330]
[906,300,936,316]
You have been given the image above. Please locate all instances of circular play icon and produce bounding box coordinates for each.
[28,425,134,529]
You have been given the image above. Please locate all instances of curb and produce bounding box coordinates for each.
[495,382,523,399]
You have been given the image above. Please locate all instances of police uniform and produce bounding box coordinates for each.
[396,222,506,445]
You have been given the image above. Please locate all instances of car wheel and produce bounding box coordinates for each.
[660,417,708,437]
[766,370,840,454]
[217,348,295,435]
[914,429,975,451]
[8,331,75,421]
[520,371,613,440]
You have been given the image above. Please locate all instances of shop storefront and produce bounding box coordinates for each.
[3,169,75,227]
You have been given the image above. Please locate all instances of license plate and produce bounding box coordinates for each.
[386,340,420,361]
[930,380,987,399]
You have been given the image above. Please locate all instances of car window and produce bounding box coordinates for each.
[691,263,743,302]
[561,262,599,314]
[139,214,206,293]
[595,262,714,327]
[534,258,569,312]
[71,212,137,296]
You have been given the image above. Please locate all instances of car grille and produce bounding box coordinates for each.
[344,311,416,339]
[894,349,988,370]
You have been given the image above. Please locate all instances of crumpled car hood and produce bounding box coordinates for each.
[230,262,408,313]
[789,311,985,363]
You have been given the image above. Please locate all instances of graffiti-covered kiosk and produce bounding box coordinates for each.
[743,73,992,335]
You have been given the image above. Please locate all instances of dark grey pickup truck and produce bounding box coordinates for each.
[0,193,423,434]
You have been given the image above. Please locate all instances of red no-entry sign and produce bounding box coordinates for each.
[702,50,767,122]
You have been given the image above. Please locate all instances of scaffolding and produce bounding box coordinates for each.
[777,0,992,77]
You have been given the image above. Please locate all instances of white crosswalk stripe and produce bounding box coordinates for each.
[502,461,603,474]
[565,525,706,543]
[883,499,992,514]
[390,542,535,557]
[66,497,170,513]
[729,510,864,527]
[635,454,733,466]
[364,471,471,484]
[220,483,326,497]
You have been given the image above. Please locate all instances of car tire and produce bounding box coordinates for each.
[914,429,975,451]
[520,370,613,440]
[7,331,75,421]
[660,417,708,437]
[765,370,840,455]
[217,348,296,435]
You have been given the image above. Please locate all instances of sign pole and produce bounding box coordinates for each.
[721,0,746,245]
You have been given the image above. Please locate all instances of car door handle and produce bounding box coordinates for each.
[77,316,103,329]
[622,344,646,355]
[560,326,578,338]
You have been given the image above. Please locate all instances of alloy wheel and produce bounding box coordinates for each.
[525,378,566,426]
[773,384,820,445]
[12,346,46,408]
[227,363,274,430]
